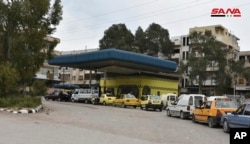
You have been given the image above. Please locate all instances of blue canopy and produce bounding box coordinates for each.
[49,48,177,73]
[54,84,80,89]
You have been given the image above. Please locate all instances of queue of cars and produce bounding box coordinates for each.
[166,94,250,133]
[44,90,249,132]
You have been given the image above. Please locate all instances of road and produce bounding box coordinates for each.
[0,100,229,144]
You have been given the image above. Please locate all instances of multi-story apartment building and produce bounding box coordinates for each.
[171,24,240,95]
[237,51,250,96]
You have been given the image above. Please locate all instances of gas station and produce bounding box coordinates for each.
[48,48,179,97]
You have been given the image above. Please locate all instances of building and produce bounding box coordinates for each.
[237,51,250,96]
[171,24,240,95]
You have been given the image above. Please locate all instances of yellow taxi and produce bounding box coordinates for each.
[113,93,139,108]
[140,95,163,111]
[192,97,238,128]
[99,93,116,106]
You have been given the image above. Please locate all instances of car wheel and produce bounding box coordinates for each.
[159,108,162,112]
[223,120,230,133]
[208,117,215,128]
[58,98,61,101]
[145,106,148,111]
[45,97,49,101]
[140,106,143,110]
[192,115,197,123]
[103,101,106,106]
[84,100,88,104]
[113,103,116,107]
[71,99,75,102]
[133,106,136,109]
[180,112,185,119]
[166,110,171,117]
[121,103,126,108]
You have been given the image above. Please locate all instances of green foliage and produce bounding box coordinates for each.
[134,26,146,53]
[0,96,41,108]
[0,0,63,95]
[31,80,48,96]
[99,24,135,51]
[99,23,174,58]
[0,62,19,97]
[144,23,174,58]
[187,30,228,93]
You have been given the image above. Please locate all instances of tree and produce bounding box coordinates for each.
[0,0,63,95]
[0,62,19,97]
[99,23,135,52]
[228,57,246,95]
[134,26,146,53]
[143,23,174,58]
[187,30,228,94]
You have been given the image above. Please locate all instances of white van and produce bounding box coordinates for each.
[166,94,207,119]
[160,93,178,109]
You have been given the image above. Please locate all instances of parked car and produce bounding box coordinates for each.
[220,102,250,133]
[44,91,71,101]
[166,94,206,119]
[71,88,99,103]
[99,93,117,105]
[160,93,177,110]
[140,95,163,111]
[113,94,139,108]
[192,97,238,128]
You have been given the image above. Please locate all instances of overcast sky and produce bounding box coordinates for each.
[52,0,250,52]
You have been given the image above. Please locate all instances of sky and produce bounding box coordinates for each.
[52,0,250,52]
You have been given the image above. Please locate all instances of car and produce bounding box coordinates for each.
[71,88,99,103]
[160,93,178,110]
[99,93,116,105]
[166,94,206,119]
[220,102,250,133]
[113,93,139,108]
[140,95,163,111]
[44,91,71,101]
[192,97,238,128]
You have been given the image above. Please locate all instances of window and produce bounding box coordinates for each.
[188,96,193,105]
[205,101,212,109]
[238,79,244,84]
[78,75,83,80]
[183,37,186,46]
[244,104,250,115]
[236,104,246,115]
[186,52,189,59]
[182,52,186,60]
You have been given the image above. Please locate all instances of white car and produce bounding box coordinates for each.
[166,94,206,119]
[71,88,99,103]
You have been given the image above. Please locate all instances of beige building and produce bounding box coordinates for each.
[171,24,241,95]
[237,51,250,95]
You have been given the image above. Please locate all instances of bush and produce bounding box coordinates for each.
[0,62,19,97]
[0,96,41,109]
[31,79,48,96]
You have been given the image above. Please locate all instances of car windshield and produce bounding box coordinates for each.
[215,101,238,108]
[106,93,116,97]
[150,95,160,100]
[125,94,136,98]
[169,96,176,101]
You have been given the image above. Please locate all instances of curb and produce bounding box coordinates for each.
[0,105,43,114]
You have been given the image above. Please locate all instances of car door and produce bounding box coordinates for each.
[99,94,105,103]
[200,101,212,121]
[236,104,250,128]
[116,94,124,106]
[229,104,247,128]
